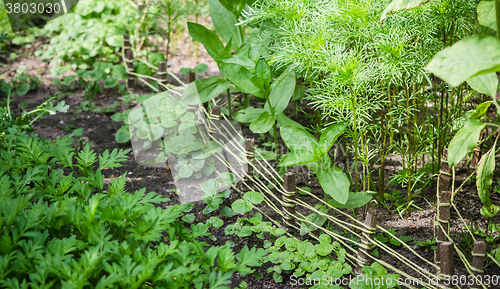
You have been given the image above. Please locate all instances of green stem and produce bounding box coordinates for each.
[273,121,278,160]
[6,89,12,120]
[227,88,232,118]
[496,0,500,38]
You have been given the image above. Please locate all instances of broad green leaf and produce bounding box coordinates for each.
[317,167,350,205]
[221,206,233,217]
[380,0,431,22]
[280,126,319,154]
[105,35,123,47]
[219,63,266,98]
[104,77,118,88]
[243,191,264,204]
[233,107,265,123]
[16,83,30,96]
[194,63,209,75]
[448,119,486,167]
[115,127,130,143]
[477,144,496,215]
[316,243,334,256]
[426,36,500,87]
[327,192,372,209]
[220,55,255,70]
[284,238,299,251]
[255,148,276,161]
[178,166,193,178]
[496,245,500,263]
[478,0,496,30]
[319,122,347,154]
[188,22,225,60]
[255,58,271,84]
[481,205,500,218]
[112,65,127,80]
[269,70,296,114]
[276,113,304,128]
[278,150,318,167]
[318,234,331,244]
[149,124,164,141]
[466,73,498,97]
[249,111,276,134]
[149,52,166,67]
[181,77,231,105]
[298,242,315,259]
[182,213,196,223]
[299,204,328,236]
[471,102,492,120]
[135,62,151,76]
[232,199,253,214]
[201,179,222,195]
[209,0,243,48]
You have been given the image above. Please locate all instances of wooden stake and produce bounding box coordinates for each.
[471,241,486,289]
[439,242,454,288]
[439,149,451,192]
[158,61,167,92]
[188,71,196,83]
[124,35,131,50]
[355,210,377,274]
[437,191,452,264]
[282,172,297,233]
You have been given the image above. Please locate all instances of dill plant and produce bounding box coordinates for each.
[242,0,480,215]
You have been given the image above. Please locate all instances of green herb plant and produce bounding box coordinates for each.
[266,234,352,286]
[415,238,437,253]
[349,262,400,289]
[9,72,40,96]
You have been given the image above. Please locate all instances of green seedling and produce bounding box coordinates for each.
[414,238,437,252]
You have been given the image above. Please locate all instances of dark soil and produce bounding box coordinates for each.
[3,37,500,289]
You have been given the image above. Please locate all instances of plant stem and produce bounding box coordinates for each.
[273,121,278,160]
[6,88,12,120]
[496,0,500,38]
[227,88,232,118]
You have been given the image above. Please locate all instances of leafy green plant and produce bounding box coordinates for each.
[266,234,352,286]
[180,63,209,76]
[278,122,354,205]
[114,92,223,182]
[0,80,68,134]
[75,62,128,99]
[415,238,437,252]
[0,123,268,288]
[349,262,400,289]
[8,72,40,96]
[225,213,286,239]
[240,0,479,214]
[36,0,135,76]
